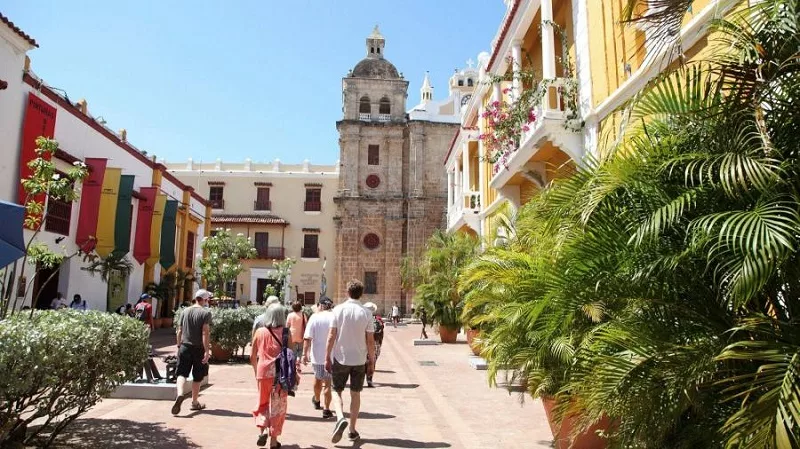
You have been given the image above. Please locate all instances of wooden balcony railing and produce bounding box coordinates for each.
[254,200,272,211]
[301,247,320,258]
[44,198,71,236]
[210,199,225,209]
[256,247,285,260]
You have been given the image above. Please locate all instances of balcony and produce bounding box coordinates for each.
[210,199,225,210]
[359,113,371,122]
[490,78,583,191]
[255,246,285,260]
[254,199,272,211]
[301,247,320,259]
[447,190,481,234]
[304,201,321,212]
[377,114,391,123]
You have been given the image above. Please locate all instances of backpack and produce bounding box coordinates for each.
[373,316,384,335]
[134,304,148,322]
[269,327,298,396]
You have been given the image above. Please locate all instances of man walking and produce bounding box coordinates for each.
[171,289,213,415]
[301,296,335,419]
[391,302,400,328]
[325,280,376,443]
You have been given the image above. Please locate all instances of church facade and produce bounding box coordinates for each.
[333,27,475,313]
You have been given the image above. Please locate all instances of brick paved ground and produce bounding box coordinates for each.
[56,322,554,448]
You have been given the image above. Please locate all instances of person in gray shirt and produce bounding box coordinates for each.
[171,289,213,416]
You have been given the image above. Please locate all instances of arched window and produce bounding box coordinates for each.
[377,47,381,54]
[458,79,464,87]
[467,78,474,87]
[359,96,371,114]
[379,97,391,114]
[370,47,375,54]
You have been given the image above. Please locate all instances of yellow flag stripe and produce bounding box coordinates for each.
[148,194,167,264]
[94,168,122,258]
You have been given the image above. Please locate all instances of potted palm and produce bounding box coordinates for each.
[411,231,478,344]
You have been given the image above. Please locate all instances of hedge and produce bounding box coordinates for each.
[0,310,148,447]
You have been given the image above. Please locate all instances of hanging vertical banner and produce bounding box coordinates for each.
[19,92,57,226]
[147,194,167,265]
[113,175,135,257]
[133,187,157,264]
[75,158,107,251]
[94,168,122,258]
[159,200,179,269]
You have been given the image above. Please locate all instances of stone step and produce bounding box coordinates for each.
[412,338,439,346]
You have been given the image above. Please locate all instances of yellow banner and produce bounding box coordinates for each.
[94,168,122,258]
[148,194,167,264]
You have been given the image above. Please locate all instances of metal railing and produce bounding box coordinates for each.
[254,199,271,211]
[256,247,285,259]
[210,199,225,209]
[377,114,391,123]
[304,201,321,212]
[301,247,320,258]
[359,113,371,121]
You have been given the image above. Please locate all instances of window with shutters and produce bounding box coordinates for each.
[209,186,224,209]
[304,292,316,305]
[304,188,321,212]
[368,145,379,165]
[364,271,378,294]
[302,234,319,258]
[255,187,271,211]
[185,231,195,268]
[255,232,269,258]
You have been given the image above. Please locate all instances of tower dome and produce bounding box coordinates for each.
[350,26,401,79]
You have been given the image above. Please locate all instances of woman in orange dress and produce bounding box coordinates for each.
[251,303,299,448]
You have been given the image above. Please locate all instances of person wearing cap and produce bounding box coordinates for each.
[171,289,214,415]
[302,296,335,419]
[134,293,154,330]
[362,302,384,388]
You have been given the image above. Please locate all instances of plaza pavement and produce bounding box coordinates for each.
[56,322,554,448]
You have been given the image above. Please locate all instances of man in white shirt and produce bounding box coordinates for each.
[391,302,400,328]
[325,280,376,444]
[50,292,66,310]
[302,296,335,419]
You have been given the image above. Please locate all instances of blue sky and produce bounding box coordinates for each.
[5,1,506,165]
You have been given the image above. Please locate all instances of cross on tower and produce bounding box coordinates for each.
[466,58,475,69]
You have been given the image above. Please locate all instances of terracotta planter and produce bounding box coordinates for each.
[210,343,232,362]
[542,397,611,449]
[152,318,163,329]
[439,325,459,343]
[466,328,481,356]
[162,317,173,328]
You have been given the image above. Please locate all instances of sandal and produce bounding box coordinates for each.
[189,402,206,411]
[257,433,268,447]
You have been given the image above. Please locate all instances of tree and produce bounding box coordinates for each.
[266,257,296,304]
[196,229,256,298]
[0,137,88,319]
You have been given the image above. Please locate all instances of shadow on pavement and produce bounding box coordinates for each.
[179,408,253,419]
[53,418,199,448]
[377,383,419,389]
[374,369,396,374]
[351,438,451,448]
[353,412,395,420]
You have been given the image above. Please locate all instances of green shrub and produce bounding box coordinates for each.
[0,310,148,447]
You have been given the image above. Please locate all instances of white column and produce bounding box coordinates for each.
[462,142,470,194]
[511,39,523,100]
[541,0,557,79]
[447,171,454,206]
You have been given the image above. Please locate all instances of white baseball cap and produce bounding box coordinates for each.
[194,289,213,300]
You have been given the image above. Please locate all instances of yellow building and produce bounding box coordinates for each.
[446,0,738,240]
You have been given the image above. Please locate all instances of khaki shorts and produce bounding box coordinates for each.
[331,360,366,392]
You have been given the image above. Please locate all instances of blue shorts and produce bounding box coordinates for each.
[312,363,332,381]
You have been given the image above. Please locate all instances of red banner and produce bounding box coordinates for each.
[75,158,107,251]
[19,92,57,226]
[133,187,157,264]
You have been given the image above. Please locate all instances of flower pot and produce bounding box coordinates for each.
[162,317,173,328]
[152,318,163,329]
[542,397,610,449]
[466,328,481,356]
[210,343,232,362]
[439,325,459,344]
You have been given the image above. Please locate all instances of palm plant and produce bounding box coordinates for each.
[413,230,479,330]
[462,1,800,447]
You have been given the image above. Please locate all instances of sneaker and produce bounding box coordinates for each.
[348,431,361,441]
[312,397,322,410]
[331,418,348,443]
[366,380,374,388]
[322,409,334,419]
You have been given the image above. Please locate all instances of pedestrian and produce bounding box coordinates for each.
[286,301,307,355]
[134,293,154,330]
[391,302,400,328]
[420,307,429,340]
[253,295,282,334]
[171,289,213,416]
[69,294,87,311]
[251,303,299,448]
[362,302,384,388]
[301,296,335,419]
[125,303,134,317]
[50,292,67,310]
[411,302,415,318]
[325,279,376,443]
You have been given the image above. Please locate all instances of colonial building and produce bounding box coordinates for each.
[334,27,475,314]
[165,159,338,305]
[0,12,210,314]
[446,0,737,240]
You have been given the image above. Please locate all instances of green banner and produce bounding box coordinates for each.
[113,175,135,257]
[159,200,179,269]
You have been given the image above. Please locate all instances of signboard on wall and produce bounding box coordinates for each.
[18,93,57,223]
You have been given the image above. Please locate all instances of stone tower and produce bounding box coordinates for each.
[333,27,462,314]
